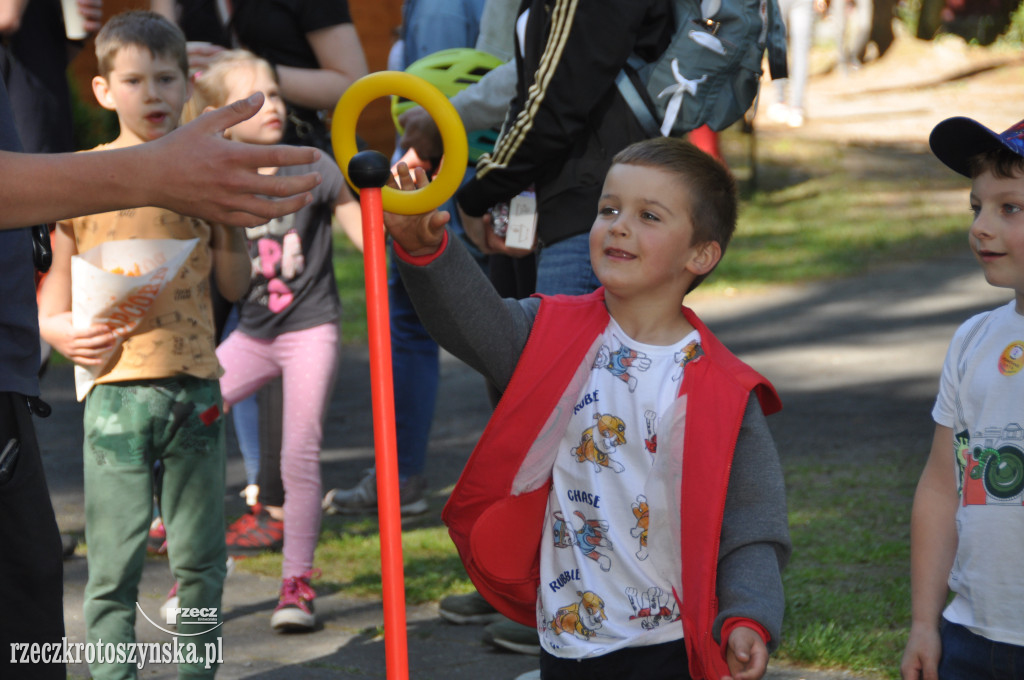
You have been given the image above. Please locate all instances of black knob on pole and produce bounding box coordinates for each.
[348,150,392,189]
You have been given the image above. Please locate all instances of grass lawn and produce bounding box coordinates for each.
[778,460,919,677]
[245,127,973,679]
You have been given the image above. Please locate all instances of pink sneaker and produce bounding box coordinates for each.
[270,569,320,633]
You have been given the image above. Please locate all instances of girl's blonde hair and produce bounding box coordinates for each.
[182,49,278,125]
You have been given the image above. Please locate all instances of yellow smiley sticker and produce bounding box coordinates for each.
[998,341,1024,375]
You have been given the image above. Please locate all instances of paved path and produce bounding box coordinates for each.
[37,247,1010,679]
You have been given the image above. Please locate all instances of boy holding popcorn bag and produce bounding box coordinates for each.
[36,11,249,679]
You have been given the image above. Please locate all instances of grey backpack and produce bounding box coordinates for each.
[616,0,789,136]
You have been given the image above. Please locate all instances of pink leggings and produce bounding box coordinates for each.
[216,322,339,579]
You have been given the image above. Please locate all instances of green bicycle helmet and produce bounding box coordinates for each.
[391,47,505,163]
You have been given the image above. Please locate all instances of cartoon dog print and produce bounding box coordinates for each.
[549,590,608,641]
[625,585,679,630]
[643,410,658,461]
[551,510,614,571]
[593,342,652,392]
[672,339,704,381]
[572,413,627,473]
[630,495,649,561]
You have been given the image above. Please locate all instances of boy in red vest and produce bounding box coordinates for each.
[385,136,791,680]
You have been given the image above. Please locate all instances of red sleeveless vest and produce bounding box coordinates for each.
[442,288,780,678]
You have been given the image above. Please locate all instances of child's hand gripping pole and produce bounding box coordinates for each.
[332,71,468,680]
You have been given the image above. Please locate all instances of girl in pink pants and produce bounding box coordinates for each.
[190,50,363,632]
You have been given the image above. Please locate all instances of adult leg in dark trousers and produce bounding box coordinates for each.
[0,393,64,680]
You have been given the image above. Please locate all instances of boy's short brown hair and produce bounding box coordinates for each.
[968,147,1024,180]
[95,10,188,80]
[611,137,737,290]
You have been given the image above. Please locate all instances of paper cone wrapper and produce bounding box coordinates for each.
[71,238,199,401]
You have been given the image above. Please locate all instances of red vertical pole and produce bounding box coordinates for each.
[351,152,409,680]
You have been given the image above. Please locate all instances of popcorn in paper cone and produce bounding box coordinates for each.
[71,238,198,400]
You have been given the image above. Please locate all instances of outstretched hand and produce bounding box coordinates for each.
[382,163,450,256]
[721,627,769,680]
[145,93,323,228]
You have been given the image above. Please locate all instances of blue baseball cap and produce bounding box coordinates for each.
[929,116,1024,177]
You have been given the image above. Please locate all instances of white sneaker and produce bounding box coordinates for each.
[513,671,540,680]
[764,101,790,124]
[241,484,260,507]
[159,582,179,627]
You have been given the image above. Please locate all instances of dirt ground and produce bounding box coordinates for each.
[759,23,1024,147]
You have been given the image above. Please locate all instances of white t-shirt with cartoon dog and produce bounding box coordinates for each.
[537,318,701,659]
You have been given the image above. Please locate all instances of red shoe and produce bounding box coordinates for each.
[147,517,168,556]
[226,503,284,556]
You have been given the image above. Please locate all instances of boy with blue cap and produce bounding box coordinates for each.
[902,116,1024,680]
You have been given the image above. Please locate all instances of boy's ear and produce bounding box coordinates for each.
[92,75,116,112]
[686,241,722,277]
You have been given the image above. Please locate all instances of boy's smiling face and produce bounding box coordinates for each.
[92,45,190,145]
[969,168,1024,312]
[589,163,719,304]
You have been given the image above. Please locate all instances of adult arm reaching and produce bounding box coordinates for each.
[0,93,322,230]
[275,22,368,111]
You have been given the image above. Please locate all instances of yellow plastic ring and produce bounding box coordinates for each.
[332,71,468,216]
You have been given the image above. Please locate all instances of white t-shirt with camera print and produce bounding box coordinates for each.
[932,300,1024,646]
